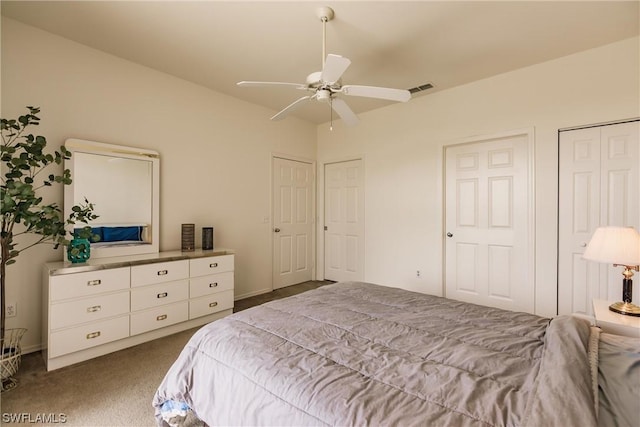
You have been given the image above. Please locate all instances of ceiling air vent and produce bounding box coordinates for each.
[408,83,434,95]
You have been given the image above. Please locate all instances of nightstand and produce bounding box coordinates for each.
[593,299,640,337]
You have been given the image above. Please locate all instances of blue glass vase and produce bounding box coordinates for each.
[67,238,91,263]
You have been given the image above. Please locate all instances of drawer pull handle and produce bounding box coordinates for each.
[157,292,168,299]
[209,301,218,308]
[87,279,102,286]
[87,305,102,313]
[157,270,168,276]
[209,262,218,268]
[209,282,218,288]
[157,314,167,321]
[86,331,101,339]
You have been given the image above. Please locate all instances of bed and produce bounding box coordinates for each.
[153,281,639,426]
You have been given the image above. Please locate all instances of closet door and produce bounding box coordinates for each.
[558,121,640,316]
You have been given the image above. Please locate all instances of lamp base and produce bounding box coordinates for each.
[609,301,640,317]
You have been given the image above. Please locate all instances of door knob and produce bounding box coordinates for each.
[446,232,453,238]
[274,228,281,233]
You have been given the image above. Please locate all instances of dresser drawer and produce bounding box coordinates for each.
[50,267,130,302]
[50,291,130,330]
[190,255,234,278]
[130,301,189,336]
[49,315,129,358]
[131,260,189,287]
[131,280,188,312]
[189,290,234,319]
[189,272,234,299]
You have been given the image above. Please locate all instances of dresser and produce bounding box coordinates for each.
[42,249,234,371]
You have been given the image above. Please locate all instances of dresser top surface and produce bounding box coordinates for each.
[45,248,233,276]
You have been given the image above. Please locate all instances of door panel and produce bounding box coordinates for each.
[273,157,313,289]
[324,160,364,282]
[558,127,601,315]
[445,132,533,313]
[558,121,639,315]
[601,123,640,302]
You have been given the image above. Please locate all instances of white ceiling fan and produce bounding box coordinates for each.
[237,6,411,126]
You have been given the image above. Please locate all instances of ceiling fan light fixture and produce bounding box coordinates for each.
[317,89,332,103]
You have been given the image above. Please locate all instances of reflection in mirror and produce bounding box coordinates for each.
[64,139,160,259]
[73,153,152,243]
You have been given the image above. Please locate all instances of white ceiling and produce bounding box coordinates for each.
[2,1,638,124]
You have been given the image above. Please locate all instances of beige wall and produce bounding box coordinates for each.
[2,15,639,352]
[1,18,317,351]
[316,36,640,317]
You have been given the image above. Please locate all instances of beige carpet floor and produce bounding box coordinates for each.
[0,280,331,426]
[1,326,197,426]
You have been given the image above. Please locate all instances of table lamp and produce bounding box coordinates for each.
[583,226,640,317]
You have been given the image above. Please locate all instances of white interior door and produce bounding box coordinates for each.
[445,131,533,313]
[324,159,364,282]
[558,127,602,315]
[558,121,640,315]
[600,123,640,303]
[272,157,314,289]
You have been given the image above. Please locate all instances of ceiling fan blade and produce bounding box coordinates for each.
[237,81,306,90]
[321,54,351,84]
[331,98,359,126]
[340,85,411,102]
[270,95,315,121]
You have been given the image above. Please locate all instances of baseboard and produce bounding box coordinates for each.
[234,287,272,301]
[22,343,43,356]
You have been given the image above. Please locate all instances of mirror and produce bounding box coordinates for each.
[64,139,160,259]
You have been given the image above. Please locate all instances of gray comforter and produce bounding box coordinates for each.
[153,282,597,426]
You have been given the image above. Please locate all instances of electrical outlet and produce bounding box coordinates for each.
[416,270,421,278]
[6,302,17,318]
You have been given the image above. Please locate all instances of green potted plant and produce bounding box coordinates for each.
[1,106,98,391]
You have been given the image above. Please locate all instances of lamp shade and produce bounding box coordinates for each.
[583,226,640,266]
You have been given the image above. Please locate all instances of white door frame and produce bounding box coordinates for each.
[441,128,536,310]
[271,153,317,288]
[316,156,365,281]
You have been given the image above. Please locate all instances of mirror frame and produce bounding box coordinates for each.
[64,138,160,259]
